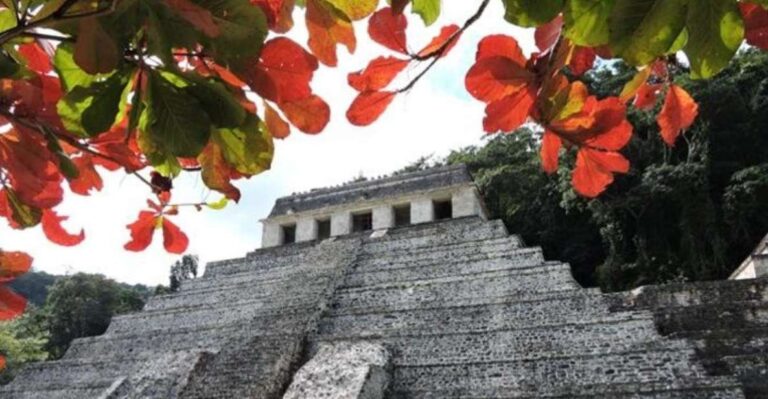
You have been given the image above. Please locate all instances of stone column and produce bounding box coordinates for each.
[262,222,282,248]
[296,218,318,242]
[452,187,479,218]
[372,205,394,230]
[331,210,352,237]
[411,198,434,224]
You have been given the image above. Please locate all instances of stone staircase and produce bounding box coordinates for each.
[2,216,759,398]
[607,278,768,399]
[309,217,747,398]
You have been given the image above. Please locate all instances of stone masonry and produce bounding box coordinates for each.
[2,165,766,398]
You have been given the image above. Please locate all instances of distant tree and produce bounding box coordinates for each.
[0,307,48,384]
[43,273,144,358]
[169,255,199,293]
[8,272,58,307]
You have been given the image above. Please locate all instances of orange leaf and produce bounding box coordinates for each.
[368,7,408,54]
[265,102,291,139]
[18,43,51,74]
[572,148,629,198]
[199,142,241,201]
[162,217,189,254]
[619,67,651,103]
[0,286,26,320]
[483,87,536,133]
[657,84,699,146]
[535,15,563,53]
[346,91,396,126]
[41,209,85,247]
[465,57,534,103]
[278,95,330,134]
[740,2,768,49]
[74,18,119,74]
[68,154,104,195]
[476,34,526,64]
[165,0,220,37]
[306,0,356,66]
[124,211,158,252]
[417,25,461,58]
[248,37,319,103]
[540,130,562,174]
[0,251,32,283]
[634,83,662,110]
[348,56,409,92]
[0,355,5,371]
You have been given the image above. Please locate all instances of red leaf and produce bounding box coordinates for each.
[569,46,596,76]
[252,0,295,33]
[0,251,32,283]
[465,57,534,103]
[740,2,768,49]
[41,209,85,246]
[0,129,63,209]
[657,84,699,146]
[0,355,5,370]
[368,7,408,54]
[249,37,319,103]
[265,102,291,139]
[347,91,396,126]
[124,211,158,252]
[0,286,26,320]
[483,87,536,133]
[165,0,220,37]
[306,0,356,66]
[540,130,562,174]
[18,43,51,74]
[392,0,409,14]
[199,142,241,202]
[476,34,527,63]
[633,83,662,110]
[68,154,104,195]
[162,217,189,254]
[74,18,119,74]
[348,56,409,92]
[535,15,563,53]
[278,94,330,134]
[572,148,629,198]
[417,25,461,58]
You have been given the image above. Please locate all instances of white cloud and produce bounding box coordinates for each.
[0,2,534,286]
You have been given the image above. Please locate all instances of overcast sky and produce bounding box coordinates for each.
[0,2,535,286]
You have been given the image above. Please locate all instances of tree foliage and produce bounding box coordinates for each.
[169,254,198,292]
[0,0,767,366]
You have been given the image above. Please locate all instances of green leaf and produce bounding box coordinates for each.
[196,0,268,67]
[609,0,688,66]
[82,72,130,136]
[326,0,378,20]
[564,0,614,46]
[206,197,229,210]
[684,0,744,79]
[501,0,564,28]
[146,71,212,158]
[211,114,273,175]
[0,7,17,31]
[184,76,246,128]
[412,0,440,26]
[0,51,19,78]
[53,44,112,91]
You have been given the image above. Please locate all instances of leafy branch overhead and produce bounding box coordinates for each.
[0,0,766,349]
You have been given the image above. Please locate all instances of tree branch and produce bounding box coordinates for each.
[398,0,490,93]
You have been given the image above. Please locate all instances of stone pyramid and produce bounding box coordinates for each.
[2,164,766,398]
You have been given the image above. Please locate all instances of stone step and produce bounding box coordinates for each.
[359,218,510,253]
[654,302,768,335]
[388,348,717,394]
[179,262,338,294]
[343,250,552,288]
[355,235,523,265]
[322,291,639,335]
[204,241,321,278]
[611,278,768,311]
[331,266,581,312]
[314,319,689,365]
[391,378,745,398]
[0,381,117,399]
[147,272,334,311]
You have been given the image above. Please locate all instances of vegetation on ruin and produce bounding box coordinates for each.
[1,0,768,367]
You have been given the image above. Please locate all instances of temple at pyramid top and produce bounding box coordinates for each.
[261,164,488,247]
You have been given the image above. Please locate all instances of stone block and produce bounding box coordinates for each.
[332,211,352,236]
[372,206,394,230]
[262,222,282,248]
[297,218,318,242]
[452,187,482,218]
[283,341,390,399]
[411,198,433,224]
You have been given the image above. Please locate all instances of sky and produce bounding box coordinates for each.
[0,2,536,286]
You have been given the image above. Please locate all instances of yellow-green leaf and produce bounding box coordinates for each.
[609,0,687,66]
[326,0,378,20]
[501,0,564,28]
[564,0,614,46]
[684,0,744,79]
